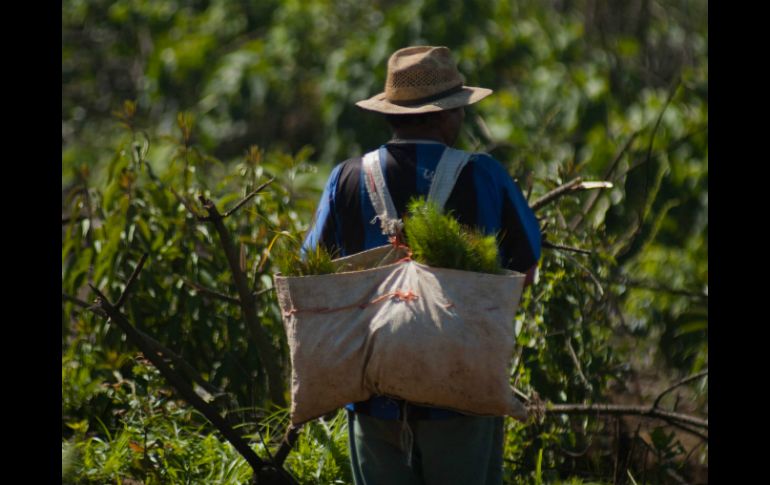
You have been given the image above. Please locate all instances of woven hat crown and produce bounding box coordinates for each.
[384,46,465,103]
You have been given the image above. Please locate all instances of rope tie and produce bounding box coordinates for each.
[284,288,419,317]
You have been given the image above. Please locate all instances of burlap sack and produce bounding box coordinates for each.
[275,245,528,425]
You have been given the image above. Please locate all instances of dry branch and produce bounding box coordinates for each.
[542,241,593,255]
[531,178,613,212]
[543,403,707,430]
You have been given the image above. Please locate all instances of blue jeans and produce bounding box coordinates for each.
[348,410,504,485]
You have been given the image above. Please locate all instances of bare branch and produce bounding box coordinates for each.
[615,277,708,300]
[543,402,707,429]
[62,293,91,309]
[653,370,708,409]
[566,338,593,392]
[542,241,593,255]
[182,278,240,305]
[222,177,275,219]
[171,187,209,221]
[115,253,148,310]
[532,177,583,211]
[532,178,613,212]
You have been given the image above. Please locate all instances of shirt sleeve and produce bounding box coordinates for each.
[302,164,343,257]
[484,155,542,274]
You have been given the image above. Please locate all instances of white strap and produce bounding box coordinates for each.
[363,148,403,236]
[427,147,472,211]
[362,146,472,236]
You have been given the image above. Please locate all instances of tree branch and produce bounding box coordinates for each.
[542,241,593,255]
[569,131,639,231]
[182,278,240,305]
[273,425,302,467]
[223,178,275,219]
[170,187,210,221]
[532,177,614,212]
[62,292,92,309]
[543,403,707,429]
[532,177,583,212]
[615,277,708,300]
[653,370,708,409]
[88,284,266,474]
[115,253,148,310]
[197,194,286,406]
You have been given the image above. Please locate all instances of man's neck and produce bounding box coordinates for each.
[391,130,448,145]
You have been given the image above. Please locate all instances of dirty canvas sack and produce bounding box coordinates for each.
[275,146,528,424]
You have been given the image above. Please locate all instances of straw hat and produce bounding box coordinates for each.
[356,46,492,115]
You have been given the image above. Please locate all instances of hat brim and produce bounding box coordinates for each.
[355,86,492,114]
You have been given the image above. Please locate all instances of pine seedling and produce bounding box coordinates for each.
[403,198,502,274]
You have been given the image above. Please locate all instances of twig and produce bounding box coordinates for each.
[665,419,709,442]
[222,178,275,218]
[614,278,708,300]
[545,403,707,429]
[542,241,593,255]
[182,278,240,305]
[566,338,593,392]
[653,370,708,409]
[170,187,209,221]
[88,284,266,474]
[62,293,92,309]
[569,131,639,231]
[115,253,148,310]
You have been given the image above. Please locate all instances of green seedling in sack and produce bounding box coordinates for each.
[403,198,502,274]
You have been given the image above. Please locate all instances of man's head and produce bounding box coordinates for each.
[356,46,491,144]
[385,107,465,146]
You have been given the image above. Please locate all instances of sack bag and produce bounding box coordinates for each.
[275,146,528,424]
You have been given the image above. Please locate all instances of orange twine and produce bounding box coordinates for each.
[285,288,419,317]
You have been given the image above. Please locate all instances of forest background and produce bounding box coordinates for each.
[62,0,708,483]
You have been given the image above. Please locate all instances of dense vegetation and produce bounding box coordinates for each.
[63,1,707,483]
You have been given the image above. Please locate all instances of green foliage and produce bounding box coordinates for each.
[273,234,337,277]
[404,198,502,274]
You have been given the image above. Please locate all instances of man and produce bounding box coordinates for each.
[303,46,541,485]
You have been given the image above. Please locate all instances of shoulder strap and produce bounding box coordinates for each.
[427,147,472,211]
[362,146,474,236]
[362,148,403,236]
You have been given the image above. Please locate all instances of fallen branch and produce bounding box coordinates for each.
[543,402,707,430]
